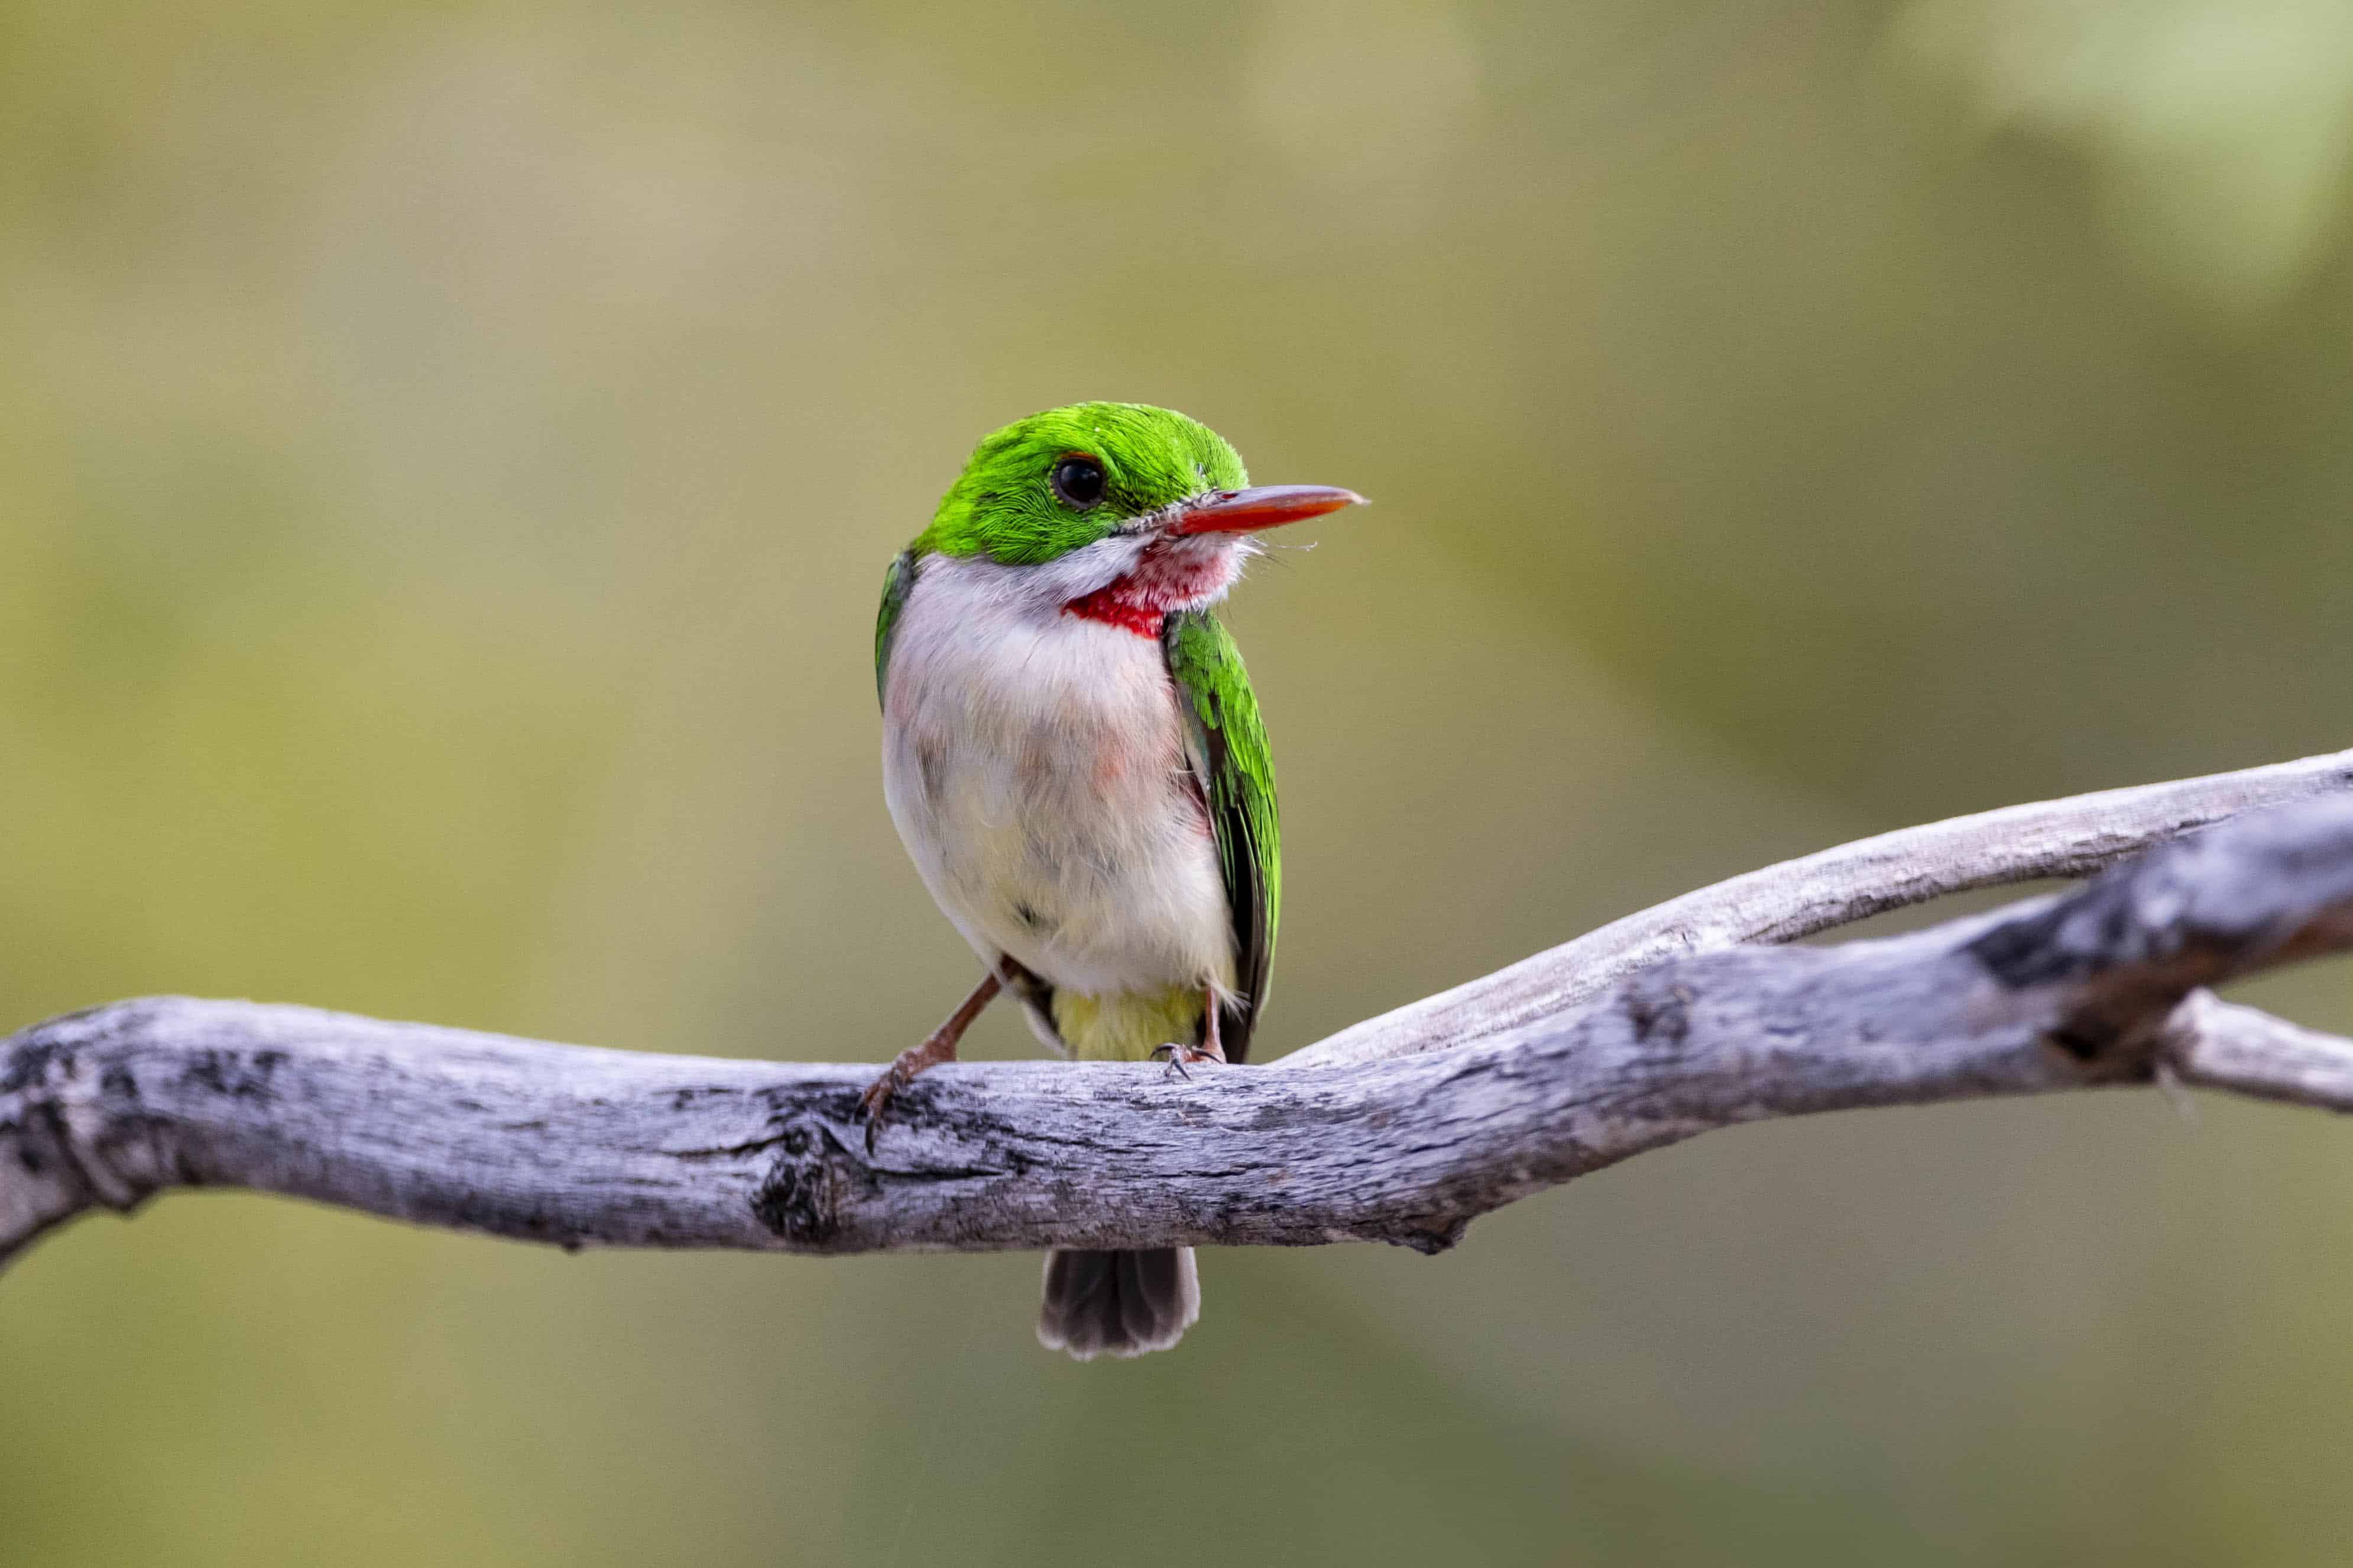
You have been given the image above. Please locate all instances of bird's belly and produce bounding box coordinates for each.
[882,619,1234,999]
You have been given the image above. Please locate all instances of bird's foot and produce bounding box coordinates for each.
[858,1033,959,1153]
[1150,1040,1229,1082]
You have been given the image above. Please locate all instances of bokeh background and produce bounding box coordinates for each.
[7,1,2353,1562]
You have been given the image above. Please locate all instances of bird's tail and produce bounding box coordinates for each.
[1038,1246,1200,1359]
[1039,986,1208,1358]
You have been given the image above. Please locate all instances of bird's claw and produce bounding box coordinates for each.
[1150,1041,1227,1082]
[856,1067,908,1154]
[858,1042,945,1154]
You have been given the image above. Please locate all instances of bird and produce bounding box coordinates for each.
[863,401,1363,1359]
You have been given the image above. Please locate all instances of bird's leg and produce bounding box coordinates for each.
[858,968,1002,1150]
[1152,988,1231,1081]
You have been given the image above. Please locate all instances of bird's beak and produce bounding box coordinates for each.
[1171,485,1367,535]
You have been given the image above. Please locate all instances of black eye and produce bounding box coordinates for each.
[1051,455,1107,510]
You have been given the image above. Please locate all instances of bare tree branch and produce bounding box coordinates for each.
[2162,991,2353,1111]
[1290,744,2353,1067]
[8,785,2353,1272]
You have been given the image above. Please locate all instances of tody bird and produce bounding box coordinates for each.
[864,401,1363,1359]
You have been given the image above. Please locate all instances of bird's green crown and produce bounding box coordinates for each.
[914,402,1248,564]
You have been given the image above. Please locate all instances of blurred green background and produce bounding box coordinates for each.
[6,1,2353,1562]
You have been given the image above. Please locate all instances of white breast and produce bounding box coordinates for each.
[881,554,1237,1000]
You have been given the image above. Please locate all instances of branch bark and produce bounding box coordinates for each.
[8,766,2353,1271]
[1289,744,2353,1067]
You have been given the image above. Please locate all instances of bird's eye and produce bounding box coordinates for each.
[1051,455,1107,510]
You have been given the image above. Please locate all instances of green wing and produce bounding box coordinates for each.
[1162,609,1280,1063]
[874,551,918,707]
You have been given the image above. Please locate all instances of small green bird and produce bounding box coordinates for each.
[864,401,1363,1359]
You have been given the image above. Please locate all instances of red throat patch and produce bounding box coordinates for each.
[1061,540,1239,639]
[1062,582,1166,638]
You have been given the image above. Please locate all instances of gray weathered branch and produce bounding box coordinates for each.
[1290,744,2353,1066]
[8,771,2353,1271]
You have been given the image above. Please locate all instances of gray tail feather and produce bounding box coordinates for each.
[1037,1247,1200,1359]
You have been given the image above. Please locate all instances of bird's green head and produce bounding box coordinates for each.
[919,403,1240,564]
[913,402,1362,570]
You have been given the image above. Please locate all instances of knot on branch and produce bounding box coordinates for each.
[1379,1212,1472,1255]
[748,1111,873,1248]
[2,1018,154,1229]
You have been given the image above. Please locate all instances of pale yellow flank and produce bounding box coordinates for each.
[1054,986,1207,1062]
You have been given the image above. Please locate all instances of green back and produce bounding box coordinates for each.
[874,550,916,707]
[1162,609,1279,1062]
